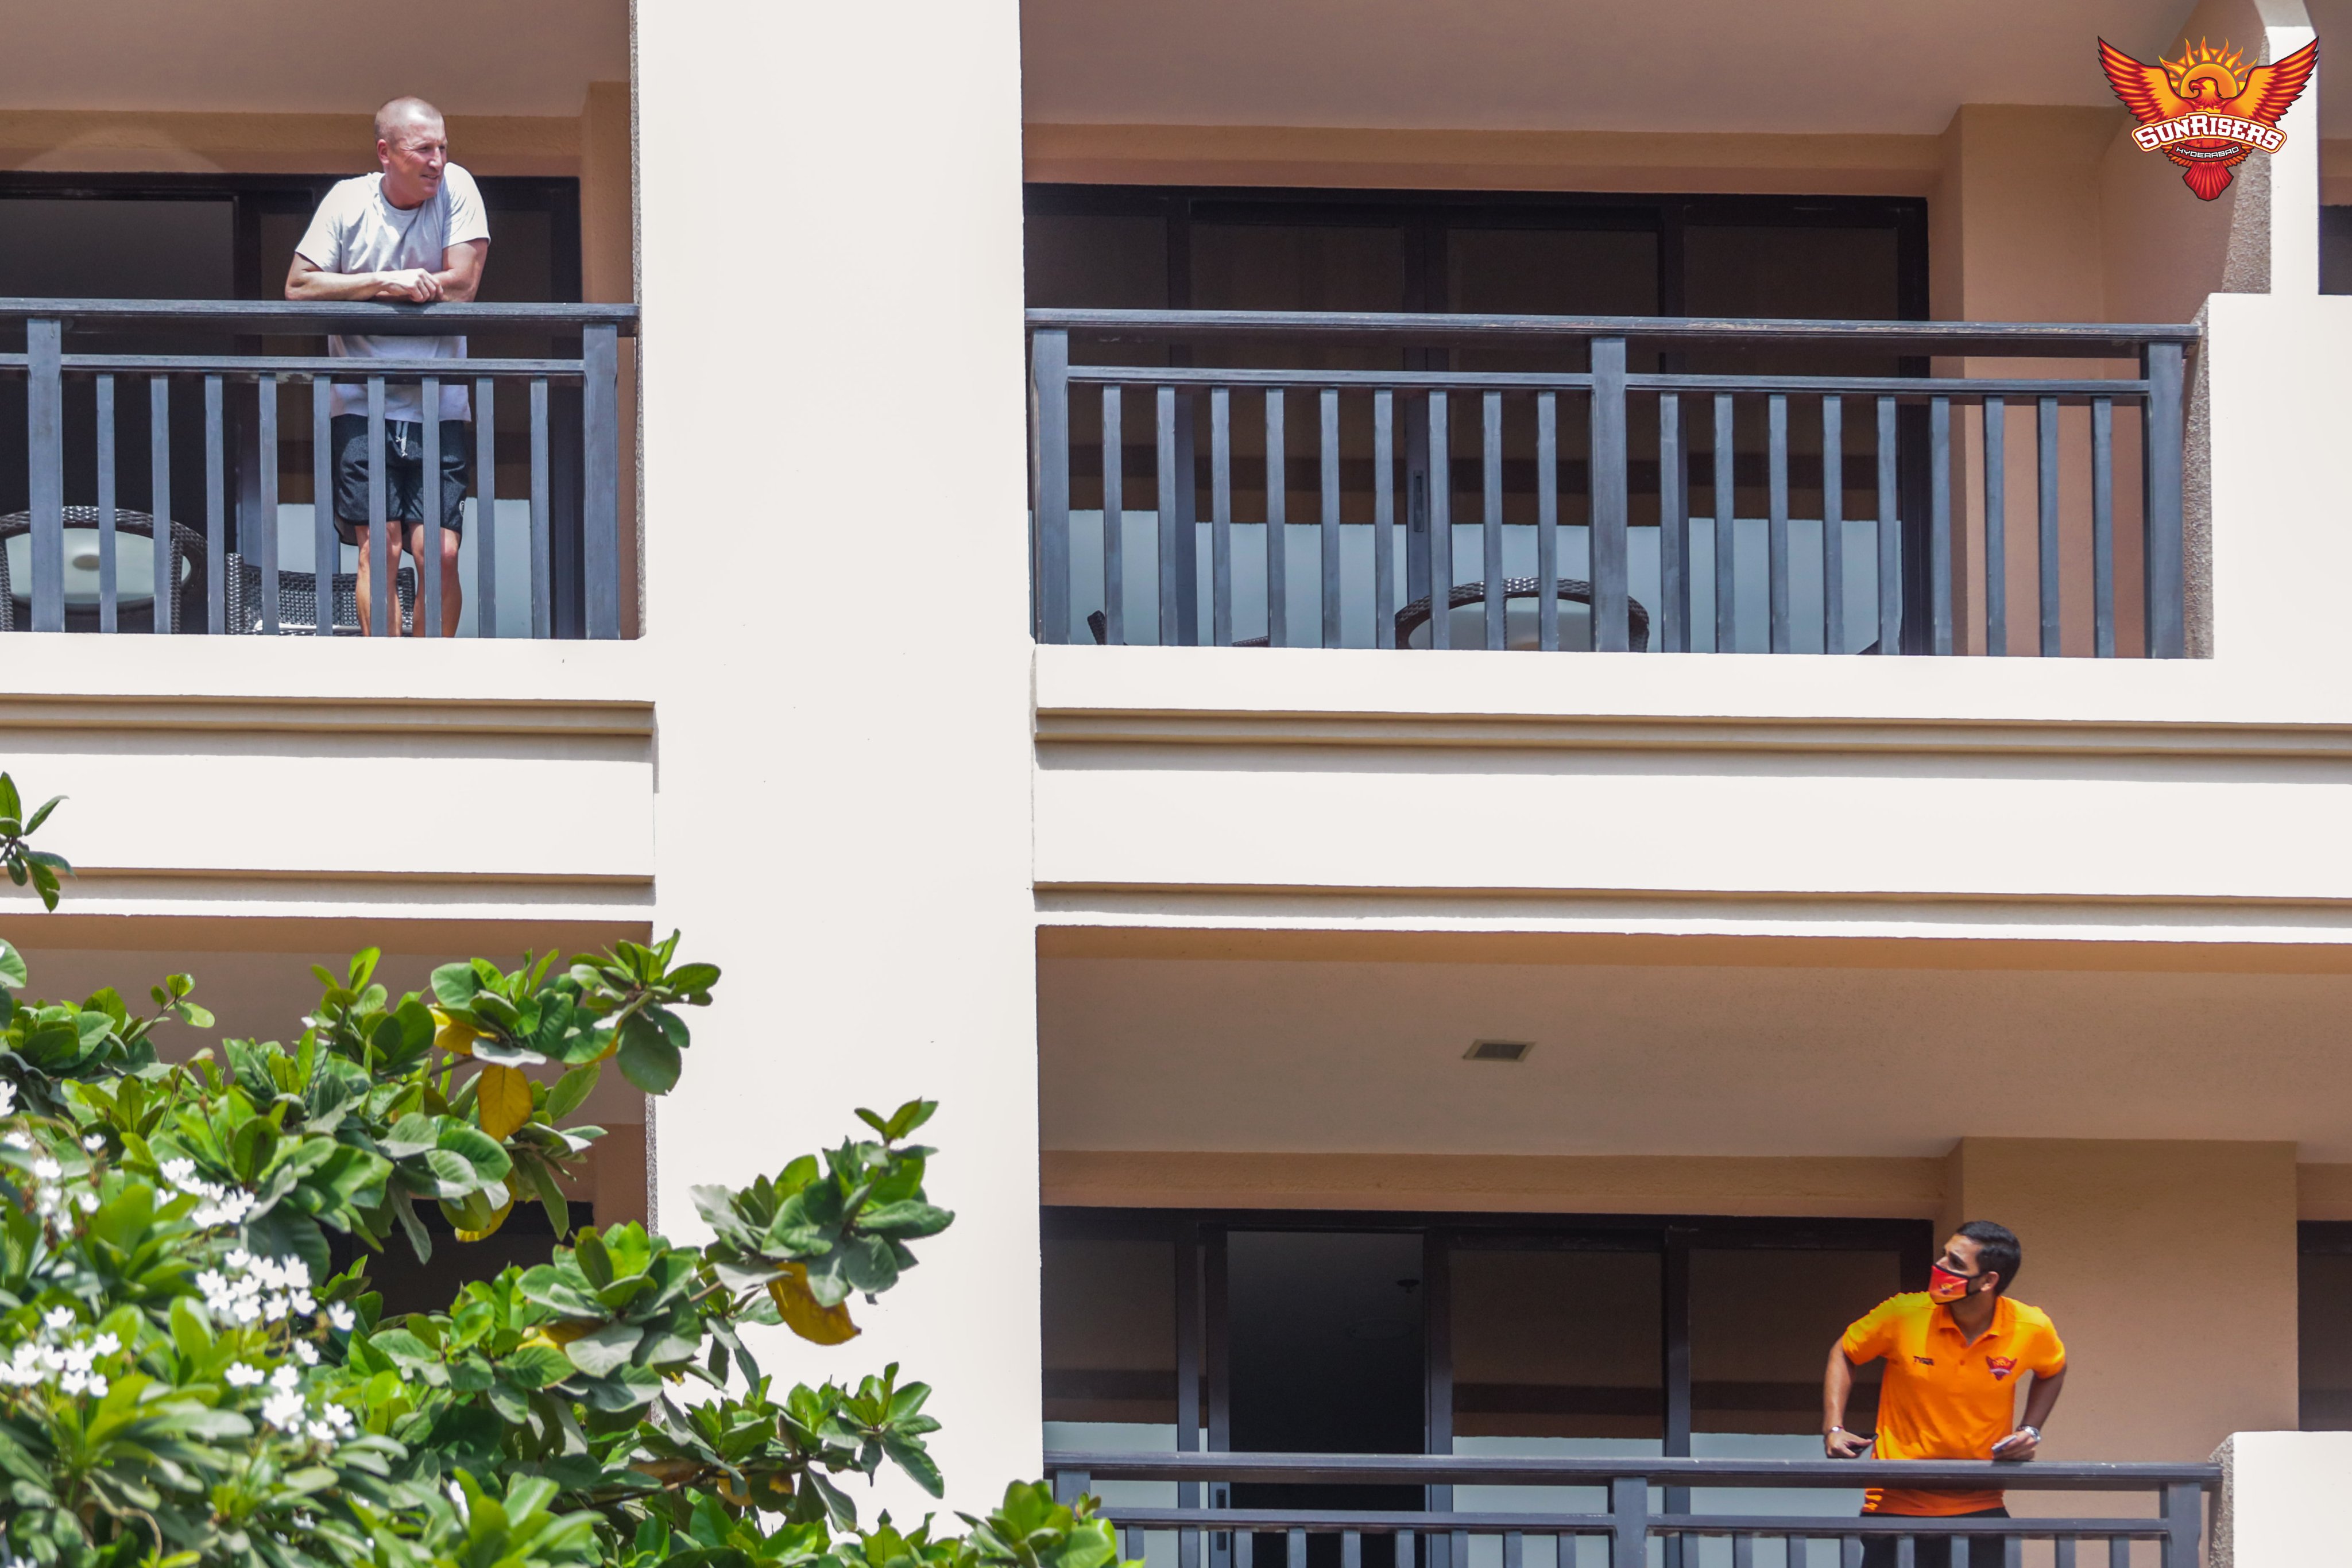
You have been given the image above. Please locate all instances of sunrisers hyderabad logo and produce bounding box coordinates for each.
[1986,1356,2019,1383]
[2100,36,2318,200]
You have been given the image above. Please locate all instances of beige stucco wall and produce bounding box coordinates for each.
[1947,1139,2300,1466]
[0,109,582,176]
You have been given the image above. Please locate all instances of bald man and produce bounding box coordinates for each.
[286,96,490,635]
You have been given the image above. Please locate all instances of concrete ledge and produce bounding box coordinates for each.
[2212,1431,2352,1566]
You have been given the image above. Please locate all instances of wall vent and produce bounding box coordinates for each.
[1464,1039,1533,1063]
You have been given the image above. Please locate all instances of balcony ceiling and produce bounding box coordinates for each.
[1022,0,2317,138]
[0,0,626,117]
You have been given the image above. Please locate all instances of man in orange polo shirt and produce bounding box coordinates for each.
[1821,1221,2069,1568]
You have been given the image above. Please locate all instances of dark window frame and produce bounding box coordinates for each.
[1042,1205,1932,1476]
[1023,184,1929,321]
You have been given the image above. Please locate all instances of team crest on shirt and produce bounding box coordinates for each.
[1986,1356,2018,1381]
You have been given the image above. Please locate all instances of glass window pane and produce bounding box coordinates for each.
[1453,1246,1664,1442]
[1043,1234,1177,1425]
[1683,225,1900,320]
[2300,1249,2352,1428]
[1191,223,1406,312]
[1025,214,1169,309]
[1690,1248,1898,1435]
[1448,227,1658,317]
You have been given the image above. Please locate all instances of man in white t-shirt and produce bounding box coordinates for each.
[286,96,491,636]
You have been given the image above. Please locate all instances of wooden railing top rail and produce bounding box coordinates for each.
[1042,1449,2222,1492]
[1026,308,2198,358]
[0,298,639,335]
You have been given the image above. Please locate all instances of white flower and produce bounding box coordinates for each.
[90,1333,118,1356]
[326,1303,356,1332]
[81,1134,105,1152]
[30,1157,60,1181]
[261,1389,306,1433]
[448,1479,469,1521]
[294,1341,320,1366]
[225,1362,266,1387]
[0,1079,14,1115]
[75,1192,97,1214]
[42,1307,73,1332]
[270,1364,300,1392]
[1,1131,29,1151]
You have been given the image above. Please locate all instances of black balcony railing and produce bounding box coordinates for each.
[1045,1450,2216,1568]
[1028,311,2195,659]
[1,299,635,638]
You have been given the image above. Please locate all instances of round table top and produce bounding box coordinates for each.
[3,526,190,609]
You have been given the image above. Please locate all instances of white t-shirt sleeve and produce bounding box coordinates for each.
[441,165,492,253]
[293,181,359,270]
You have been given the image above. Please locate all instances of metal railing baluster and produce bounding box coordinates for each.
[2143,340,2186,656]
[1030,328,1071,644]
[1590,336,1629,652]
[1373,390,1395,650]
[2092,396,2114,658]
[1324,387,1343,649]
[1931,393,1952,655]
[1821,395,1843,656]
[475,378,496,639]
[421,379,442,637]
[313,379,334,638]
[366,377,389,635]
[1767,391,1790,652]
[1537,392,1560,652]
[1984,396,2007,656]
[151,376,173,635]
[530,377,552,640]
[205,373,225,634]
[96,375,118,633]
[26,318,63,633]
[1101,386,1124,645]
[1713,393,1735,653]
[1875,396,1899,655]
[1428,393,1450,649]
[1658,393,1685,653]
[1158,386,1181,646]
[2037,394,2060,656]
[1212,386,1233,646]
[258,377,279,634]
[582,322,620,639]
[1266,389,1287,648]
[1483,389,1504,651]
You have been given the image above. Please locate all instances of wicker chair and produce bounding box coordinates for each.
[1092,577,1652,650]
[1391,577,1651,652]
[0,507,209,633]
[226,556,415,636]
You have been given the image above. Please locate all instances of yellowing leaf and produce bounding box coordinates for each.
[520,1321,597,1351]
[769,1262,859,1345]
[477,1064,533,1141]
[455,1193,513,1242]
[431,1007,478,1058]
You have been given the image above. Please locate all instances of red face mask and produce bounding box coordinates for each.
[1928,1263,1975,1303]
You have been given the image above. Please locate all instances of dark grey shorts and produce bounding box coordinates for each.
[330,415,469,547]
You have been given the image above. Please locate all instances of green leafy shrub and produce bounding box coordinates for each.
[0,775,1124,1568]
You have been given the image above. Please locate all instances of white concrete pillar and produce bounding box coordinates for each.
[2211,1431,2352,1566]
[636,0,1041,1518]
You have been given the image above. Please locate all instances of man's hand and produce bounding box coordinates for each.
[1824,1427,1872,1459]
[373,269,444,304]
[1990,1427,2040,1462]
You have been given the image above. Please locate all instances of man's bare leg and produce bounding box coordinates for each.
[404,522,463,636]
[352,524,404,637]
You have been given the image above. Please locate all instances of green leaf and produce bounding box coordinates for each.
[615,1019,681,1094]
[546,1061,601,1121]
[562,1320,642,1377]
[0,939,22,990]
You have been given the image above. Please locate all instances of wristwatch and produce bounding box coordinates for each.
[2017,1425,2041,1442]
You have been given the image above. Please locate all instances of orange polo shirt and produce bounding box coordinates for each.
[1840,1291,2066,1516]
